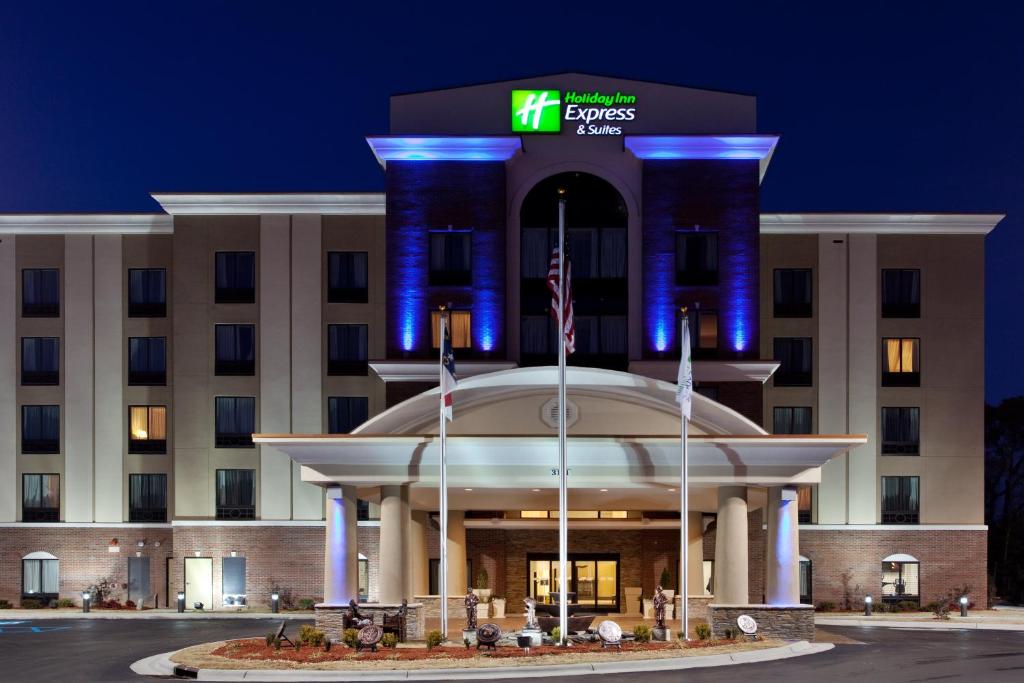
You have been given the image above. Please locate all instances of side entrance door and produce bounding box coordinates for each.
[184,557,213,609]
[127,556,151,606]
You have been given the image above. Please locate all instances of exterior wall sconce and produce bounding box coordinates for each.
[960,596,969,617]
[82,592,91,613]
[271,593,280,613]
[864,595,873,616]
[177,591,186,613]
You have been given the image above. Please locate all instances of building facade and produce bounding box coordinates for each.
[0,74,997,616]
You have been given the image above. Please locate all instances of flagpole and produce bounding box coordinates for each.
[679,307,690,641]
[557,188,568,646]
[438,306,449,639]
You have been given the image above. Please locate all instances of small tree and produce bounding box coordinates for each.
[475,567,489,590]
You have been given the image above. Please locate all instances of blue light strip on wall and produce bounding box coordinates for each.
[624,135,779,160]
[367,136,522,166]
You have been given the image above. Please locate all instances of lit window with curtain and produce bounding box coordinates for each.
[797,486,813,524]
[22,555,59,598]
[215,324,255,375]
[22,473,59,522]
[429,231,472,286]
[773,268,812,317]
[881,476,920,524]
[881,269,921,318]
[675,231,718,285]
[684,308,718,356]
[328,324,368,375]
[129,406,167,454]
[216,469,255,520]
[21,405,59,454]
[430,311,471,349]
[773,337,813,386]
[128,337,166,385]
[128,268,167,317]
[773,407,812,435]
[22,269,60,317]
[328,251,368,303]
[215,397,256,448]
[215,251,256,304]
[882,338,920,386]
[129,473,167,522]
[21,337,59,385]
[328,396,369,434]
[881,407,920,455]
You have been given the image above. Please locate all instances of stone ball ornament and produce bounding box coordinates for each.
[358,624,384,646]
[736,614,758,635]
[476,623,502,645]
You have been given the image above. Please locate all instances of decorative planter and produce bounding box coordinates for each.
[475,603,489,620]
[472,588,492,603]
[491,598,506,618]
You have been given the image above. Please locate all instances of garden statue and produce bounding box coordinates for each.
[653,585,668,630]
[524,597,538,630]
[465,588,480,630]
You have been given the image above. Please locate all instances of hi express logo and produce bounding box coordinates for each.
[511,89,637,136]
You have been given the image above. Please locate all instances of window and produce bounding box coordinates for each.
[774,407,812,435]
[215,397,256,448]
[22,554,59,598]
[129,406,167,454]
[128,337,167,385]
[881,556,920,604]
[797,486,813,524]
[429,231,472,286]
[799,557,812,604]
[881,476,920,524]
[773,337,812,386]
[128,268,167,317]
[774,269,812,317]
[129,473,167,522]
[216,469,255,519]
[21,337,59,385]
[431,311,472,349]
[328,252,368,303]
[882,407,920,455]
[222,556,247,606]
[328,324,368,375]
[675,231,718,286]
[22,405,59,454]
[23,474,59,522]
[22,269,60,317]
[882,269,920,318]
[882,338,920,387]
[328,397,369,434]
[215,251,255,304]
[685,308,718,355]
[215,324,255,375]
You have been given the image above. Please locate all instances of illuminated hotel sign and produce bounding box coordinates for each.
[511,89,637,136]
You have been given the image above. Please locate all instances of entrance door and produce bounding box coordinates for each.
[184,557,213,609]
[127,556,150,606]
[527,554,620,612]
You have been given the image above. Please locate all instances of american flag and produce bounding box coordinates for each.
[441,317,457,421]
[546,246,575,355]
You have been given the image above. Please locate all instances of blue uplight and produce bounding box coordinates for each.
[367,136,522,166]
[624,135,779,160]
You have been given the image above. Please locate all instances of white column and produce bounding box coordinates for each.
[765,486,801,605]
[378,485,409,603]
[93,235,123,522]
[407,509,430,597]
[847,234,878,523]
[0,237,15,522]
[324,485,359,605]
[446,510,467,595]
[713,486,748,604]
[64,236,94,522]
[817,235,849,523]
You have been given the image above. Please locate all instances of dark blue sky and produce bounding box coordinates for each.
[1,2,1021,401]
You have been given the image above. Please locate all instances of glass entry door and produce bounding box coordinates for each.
[528,553,619,612]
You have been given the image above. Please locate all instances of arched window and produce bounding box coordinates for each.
[22,551,59,599]
[881,553,920,605]
[799,555,812,605]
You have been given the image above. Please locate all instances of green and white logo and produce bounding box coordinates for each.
[511,90,561,132]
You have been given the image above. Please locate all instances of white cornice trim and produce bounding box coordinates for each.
[800,524,987,531]
[760,213,1004,235]
[171,520,327,527]
[0,214,173,235]
[0,522,171,529]
[369,361,518,383]
[151,193,386,215]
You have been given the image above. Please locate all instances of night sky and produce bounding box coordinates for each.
[1,2,1021,402]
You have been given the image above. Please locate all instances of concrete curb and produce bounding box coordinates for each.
[0,610,312,620]
[132,641,833,681]
[816,618,1024,631]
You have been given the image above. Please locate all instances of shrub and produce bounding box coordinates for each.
[0,599,12,609]
[695,622,712,640]
[723,626,735,639]
[273,637,282,651]
[342,628,360,649]
[265,632,275,646]
[324,639,332,652]
[56,598,76,608]
[633,624,652,643]
[551,626,562,644]
[294,641,302,653]
[426,629,444,650]
[124,600,136,610]
[84,576,119,604]
[815,601,836,612]
[20,598,44,609]
[463,637,471,650]
[659,567,672,590]
[932,598,951,620]
[382,633,398,649]
[299,625,326,646]
[267,582,295,610]
[297,598,316,610]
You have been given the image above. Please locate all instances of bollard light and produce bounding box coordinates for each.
[177,591,185,613]
[960,596,969,617]
[864,595,873,617]
[82,592,91,613]
[271,592,280,614]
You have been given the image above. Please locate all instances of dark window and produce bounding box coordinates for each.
[22,556,59,598]
[882,338,920,387]
[216,469,255,520]
[22,269,60,317]
[129,473,167,522]
[675,231,718,286]
[215,397,255,448]
[799,558,812,604]
[328,252,369,303]
[328,324,368,375]
[882,269,921,318]
[774,407,813,435]
[328,397,369,434]
[773,338,813,386]
[881,476,920,524]
[128,337,167,385]
[129,406,167,454]
[773,269,813,317]
[685,308,718,357]
[215,252,255,304]
[128,268,167,317]
[881,407,920,455]
[21,337,59,385]
[23,474,59,522]
[429,231,472,286]
[215,324,255,375]
[21,405,59,454]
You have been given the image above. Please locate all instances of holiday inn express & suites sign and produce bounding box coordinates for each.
[511,88,637,136]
